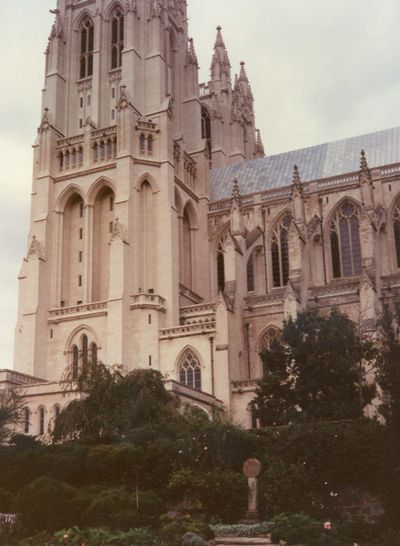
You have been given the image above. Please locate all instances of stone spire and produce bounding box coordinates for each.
[211,26,231,82]
[254,129,265,158]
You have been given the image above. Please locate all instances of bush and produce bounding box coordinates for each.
[13,477,80,534]
[159,515,214,546]
[48,527,156,546]
[83,487,164,529]
[0,486,13,512]
[211,522,271,537]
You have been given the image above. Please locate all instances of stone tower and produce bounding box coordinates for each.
[14,0,216,380]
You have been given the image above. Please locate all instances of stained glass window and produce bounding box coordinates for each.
[178,349,202,390]
[271,213,291,287]
[330,201,362,278]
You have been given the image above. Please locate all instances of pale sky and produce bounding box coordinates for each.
[1,0,400,367]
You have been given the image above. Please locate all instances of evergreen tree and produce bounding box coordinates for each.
[252,310,376,426]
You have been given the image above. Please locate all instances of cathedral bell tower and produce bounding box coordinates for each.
[14,0,210,379]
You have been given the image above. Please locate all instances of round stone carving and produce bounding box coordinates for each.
[243,458,262,478]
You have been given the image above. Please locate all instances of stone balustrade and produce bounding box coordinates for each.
[160,321,216,339]
[130,293,166,311]
[49,301,108,318]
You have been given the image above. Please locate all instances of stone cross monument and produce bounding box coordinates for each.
[243,458,262,521]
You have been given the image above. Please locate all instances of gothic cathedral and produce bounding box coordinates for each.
[3,0,400,434]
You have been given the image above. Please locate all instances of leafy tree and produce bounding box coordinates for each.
[52,363,176,442]
[0,387,24,443]
[252,310,376,426]
[376,303,400,426]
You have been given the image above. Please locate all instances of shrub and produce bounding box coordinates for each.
[211,522,271,537]
[159,515,214,546]
[0,486,13,512]
[13,477,80,534]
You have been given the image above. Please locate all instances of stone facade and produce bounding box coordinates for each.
[4,0,400,434]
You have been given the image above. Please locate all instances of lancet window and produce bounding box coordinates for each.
[217,242,225,293]
[201,106,212,159]
[178,349,202,391]
[111,8,124,70]
[271,213,291,288]
[23,407,30,434]
[79,18,94,79]
[330,201,362,278]
[39,407,45,436]
[70,335,98,378]
[393,199,400,267]
[247,254,255,292]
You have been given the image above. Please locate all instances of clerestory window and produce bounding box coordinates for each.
[271,213,291,288]
[330,201,362,278]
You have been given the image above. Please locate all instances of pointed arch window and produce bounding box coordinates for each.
[393,199,400,268]
[330,201,362,278]
[111,8,124,70]
[72,344,79,379]
[247,253,255,292]
[80,17,94,79]
[178,349,202,390]
[201,106,212,158]
[271,213,291,288]
[217,242,225,292]
[39,407,45,436]
[91,342,98,364]
[259,327,280,353]
[82,334,89,369]
[23,407,30,434]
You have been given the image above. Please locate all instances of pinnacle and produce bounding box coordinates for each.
[239,61,249,82]
[214,25,225,49]
[360,149,369,172]
[292,164,301,187]
[232,178,241,201]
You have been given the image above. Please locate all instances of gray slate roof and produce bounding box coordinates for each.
[209,126,400,201]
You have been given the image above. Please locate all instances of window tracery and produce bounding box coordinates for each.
[178,349,202,390]
[330,201,362,278]
[79,18,94,79]
[111,8,124,70]
[271,213,291,288]
[259,327,280,353]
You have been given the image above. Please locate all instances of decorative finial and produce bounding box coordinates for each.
[255,129,265,157]
[360,149,368,171]
[232,178,241,207]
[292,164,301,186]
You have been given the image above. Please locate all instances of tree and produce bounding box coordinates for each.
[0,387,24,443]
[52,362,176,442]
[252,310,376,426]
[376,303,400,427]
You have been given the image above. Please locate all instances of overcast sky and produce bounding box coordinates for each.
[1,0,400,368]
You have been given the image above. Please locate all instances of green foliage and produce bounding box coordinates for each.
[83,487,164,530]
[0,486,13,512]
[159,516,214,546]
[167,468,246,522]
[50,527,156,546]
[255,420,386,518]
[13,477,81,534]
[211,521,271,537]
[0,388,24,443]
[252,310,376,426]
[53,364,176,442]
